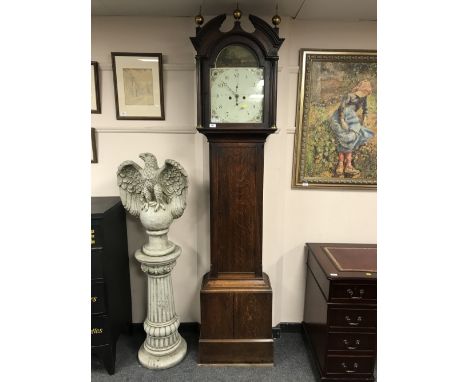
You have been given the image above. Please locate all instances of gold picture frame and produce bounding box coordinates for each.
[292,49,377,189]
[111,52,165,120]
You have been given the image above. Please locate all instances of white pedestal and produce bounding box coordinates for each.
[135,228,187,369]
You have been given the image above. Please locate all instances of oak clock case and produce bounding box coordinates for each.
[191,14,284,365]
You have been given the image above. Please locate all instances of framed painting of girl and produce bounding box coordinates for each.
[292,50,377,189]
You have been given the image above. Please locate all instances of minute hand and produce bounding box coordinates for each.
[222,82,237,96]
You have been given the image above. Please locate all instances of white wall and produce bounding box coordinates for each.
[91,16,377,325]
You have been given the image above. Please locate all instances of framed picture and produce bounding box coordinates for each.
[91,128,97,163]
[292,49,377,189]
[91,61,101,114]
[111,52,165,120]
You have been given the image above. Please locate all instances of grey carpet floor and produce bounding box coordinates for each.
[91,330,319,381]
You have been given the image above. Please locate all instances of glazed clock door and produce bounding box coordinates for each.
[209,44,264,125]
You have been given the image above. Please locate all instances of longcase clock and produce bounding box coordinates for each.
[191,10,284,364]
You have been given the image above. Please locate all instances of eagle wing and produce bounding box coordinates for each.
[158,159,188,218]
[117,160,145,216]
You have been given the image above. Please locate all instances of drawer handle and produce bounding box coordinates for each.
[343,338,360,350]
[345,315,363,326]
[347,288,365,299]
[341,362,359,373]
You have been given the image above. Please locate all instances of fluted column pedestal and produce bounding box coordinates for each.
[135,228,187,369]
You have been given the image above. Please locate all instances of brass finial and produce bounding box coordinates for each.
[272,4,281,27]
[233,2,242,20]
[195,5,204,26]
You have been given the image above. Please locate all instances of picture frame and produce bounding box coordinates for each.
[111,52,165,120]
[91,128,97,163]
[91,61,101,114]
[292,49,377,189]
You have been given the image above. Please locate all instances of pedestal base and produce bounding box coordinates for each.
[138,337,187,370]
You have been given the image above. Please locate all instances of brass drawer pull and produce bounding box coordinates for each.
[345,315,363,326]
[347,288,365,299]
[343,339,358,350]
[341,362,359,373]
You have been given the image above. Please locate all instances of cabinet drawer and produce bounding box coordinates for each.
[91,281,106,315]
[91,249,104,280]
[326,354,375,375]
[329,307,376,329]
[330,283,376,303]
[91,315,111,347]
[328,331,376,352]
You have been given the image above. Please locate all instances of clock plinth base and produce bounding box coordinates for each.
[199,272,273,364]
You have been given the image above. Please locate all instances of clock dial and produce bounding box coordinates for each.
[210,68,264,123]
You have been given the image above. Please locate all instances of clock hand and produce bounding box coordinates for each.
[222,82,237,96]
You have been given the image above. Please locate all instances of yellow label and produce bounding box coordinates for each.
[91,328,103,334]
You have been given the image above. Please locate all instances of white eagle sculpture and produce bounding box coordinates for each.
[117,153,188,231]
[117,153,189,368]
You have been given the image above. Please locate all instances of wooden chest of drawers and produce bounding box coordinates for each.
[91,197,132,374]
[303,243,377,382]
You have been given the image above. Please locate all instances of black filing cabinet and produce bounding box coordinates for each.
[91,197,132,374]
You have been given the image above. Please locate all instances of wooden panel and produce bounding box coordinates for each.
[200,292,233,339]
[199,339,273,364]
[326,355,375,375]
[303,265,329,371]
[328,307,377,330]
[328,332,376,352]
[234,293,272,339]
[330,283,377,303]
[211,143,260,274]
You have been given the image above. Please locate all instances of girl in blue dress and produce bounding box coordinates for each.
[329,80,374,177]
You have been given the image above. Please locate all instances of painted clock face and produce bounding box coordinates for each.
[210,67,264,123]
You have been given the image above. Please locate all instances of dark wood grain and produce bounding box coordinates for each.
[303,243,377,381]
[200,292,234,339]
[199,339,273,364]
[199,272,273,363]
[234,293,272,339]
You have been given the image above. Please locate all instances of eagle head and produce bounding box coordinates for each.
[139,153,158,168]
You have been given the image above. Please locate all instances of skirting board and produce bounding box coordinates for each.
[130,322,302,339]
